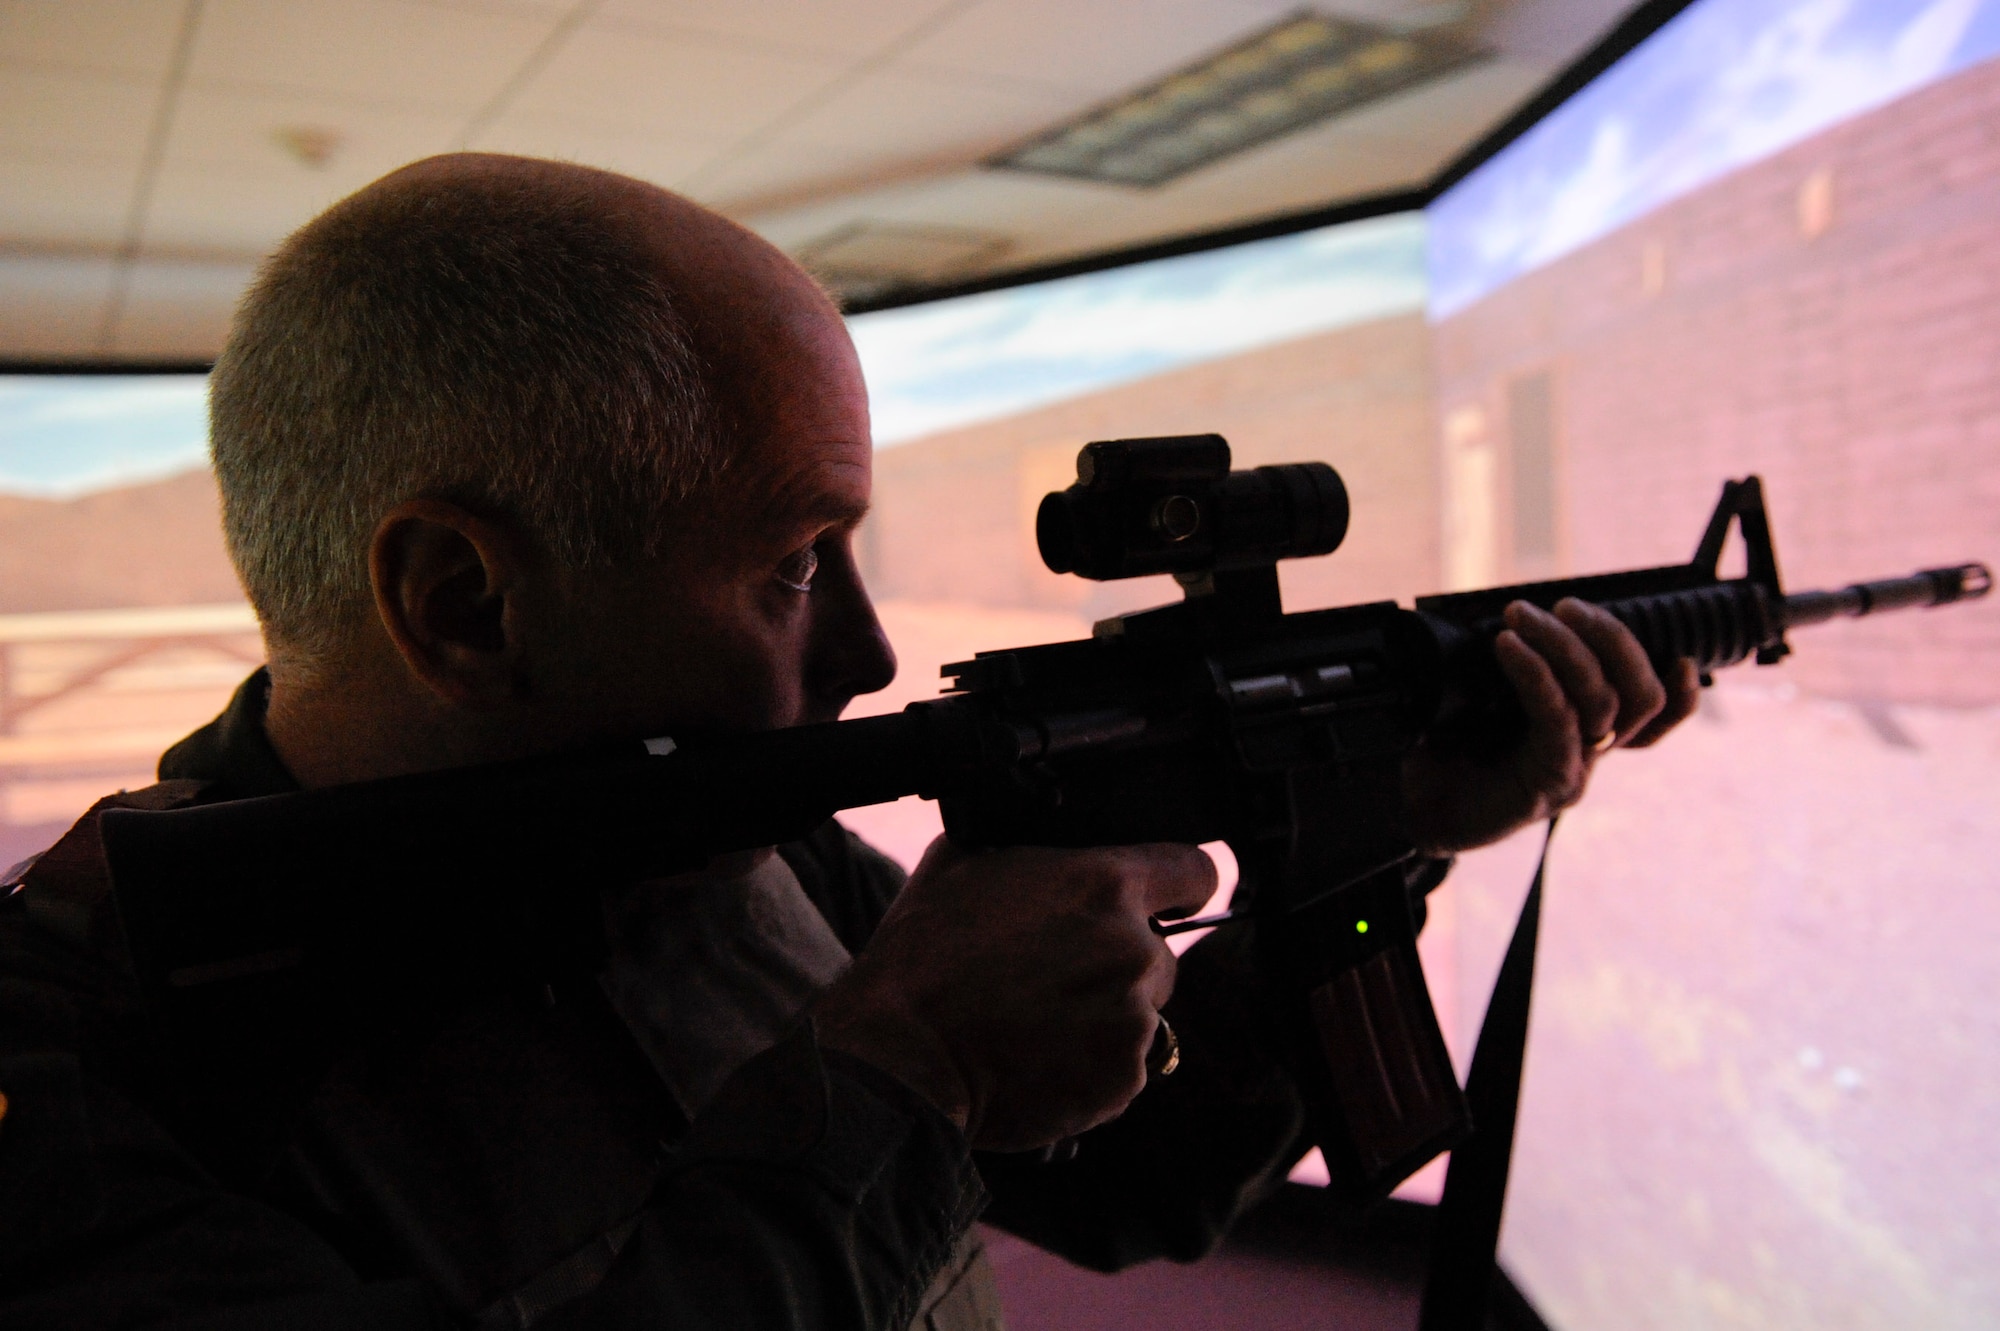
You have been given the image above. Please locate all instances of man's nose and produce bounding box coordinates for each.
[809,550,897,709]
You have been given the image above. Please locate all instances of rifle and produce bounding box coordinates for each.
[99,434,1989,1201]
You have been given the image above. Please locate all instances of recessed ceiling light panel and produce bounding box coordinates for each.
[989,11,1486,188]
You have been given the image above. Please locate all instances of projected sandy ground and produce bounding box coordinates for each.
[1447,678,2000,1330]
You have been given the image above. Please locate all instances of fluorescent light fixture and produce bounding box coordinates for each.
[990,11,1485,188]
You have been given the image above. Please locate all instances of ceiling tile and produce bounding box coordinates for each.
[414,0,576,15]
[504,21,839,142]
[1484,0,1639,62]
[591,0,941,59]
[0,0,189,78]
[771,65,1085,161]
[748,64,1526,284]
[0,66,159,164]
[0,253,117,356]
[110,256,257,356]
[897,0,1301,96]
[1136,134,1426,223]
[1344,59,1547,153]
[745,166,1118,260]
[0,157,141,249]
[1149,60,1536,200]
[189,0,559,113]
[161,85,461,180]
[467,113,723,184]
[140,160,388,254]
[0,0,1652,363]
[693,138,946,214]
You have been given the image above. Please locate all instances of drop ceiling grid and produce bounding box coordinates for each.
[0,64,162,167]
[661,0,1341,258]
[492,21,842,144]
[134,0,578,263]
[750,64,1092,169]
[0,0,1660,358]
[736,57,1534,276]
[889,0,1305,95]
[160,85,465,176]
[1146,58,1548,210]
[0,157,152,254]
[465,112,725,187]
[746,167,1124,262]
[0,0,188,79]
[589,0,951,60]
[111,253,259,356]
[651,137,947,215]
[0,254,121,356]
[186,0,561,113]
[140,92,469,255]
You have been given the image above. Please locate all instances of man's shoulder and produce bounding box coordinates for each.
[2,780,212,997]
[778,820,909,955]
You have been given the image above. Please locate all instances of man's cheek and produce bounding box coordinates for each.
[704,632,805,731]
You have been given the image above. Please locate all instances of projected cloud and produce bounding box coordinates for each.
[1429,0,2000,317]
[850,214,1427,447]
[0,376,210,497]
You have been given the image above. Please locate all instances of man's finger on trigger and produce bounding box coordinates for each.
[1506,602,1618,742]
[1554,598,1666,737]
[1132,843,1218,917]
[1627,658,1701,747]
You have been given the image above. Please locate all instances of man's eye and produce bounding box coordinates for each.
[775,545,819,593]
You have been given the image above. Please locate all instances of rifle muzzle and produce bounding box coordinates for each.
[1782,562,1992,628]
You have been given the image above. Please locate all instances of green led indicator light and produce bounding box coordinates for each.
[1355,919,1369,934]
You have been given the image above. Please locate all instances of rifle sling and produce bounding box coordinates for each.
[1418,817,1556,1331]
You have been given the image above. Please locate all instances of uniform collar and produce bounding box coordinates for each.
[156,667,302,800]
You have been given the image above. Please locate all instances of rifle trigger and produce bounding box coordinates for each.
[1153,908,1245,936]
[1006,762,1063,808]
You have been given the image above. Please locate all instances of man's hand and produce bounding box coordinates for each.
[814,839,1215,1152]
[1402,598,1700,855]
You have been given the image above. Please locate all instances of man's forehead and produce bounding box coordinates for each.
[573,165,872,540]
[735,436,872,535]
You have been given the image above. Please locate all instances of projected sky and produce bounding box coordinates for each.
[0,375,209,498]
[1428,0,2000,317]
[848,213,1427,448]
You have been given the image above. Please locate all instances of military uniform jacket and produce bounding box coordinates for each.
[0,674,1320,1329]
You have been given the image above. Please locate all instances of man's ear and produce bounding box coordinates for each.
[369,499,538,707]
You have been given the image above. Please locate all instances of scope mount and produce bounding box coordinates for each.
[1035,434,1351,633]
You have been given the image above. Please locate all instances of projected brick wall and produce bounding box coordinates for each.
[865,311,1440,623]
[1432,58,2000,706]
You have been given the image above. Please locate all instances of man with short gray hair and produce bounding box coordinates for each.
[0,154,1693,1329]
[211,161,719,662]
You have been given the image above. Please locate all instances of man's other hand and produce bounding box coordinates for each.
[814,840,1216,1152]
[1401,598,1700,856]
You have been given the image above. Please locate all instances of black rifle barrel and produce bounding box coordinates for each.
[94,564,1990,896]
[1782,562,1991,628]
[1577,563,1991,676]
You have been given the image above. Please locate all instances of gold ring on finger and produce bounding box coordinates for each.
[1148,1014,1180,1078]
